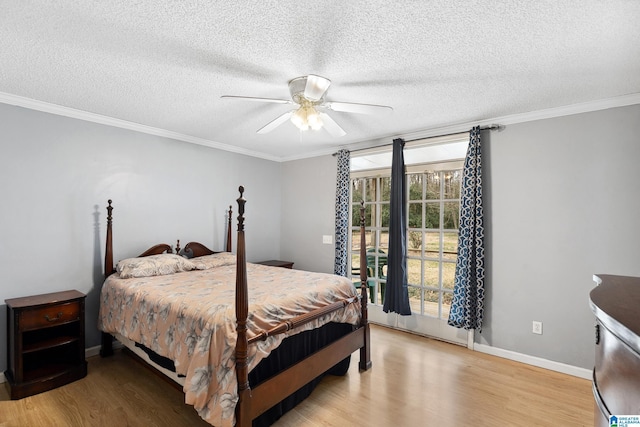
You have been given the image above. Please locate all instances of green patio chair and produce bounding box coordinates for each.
[353,248,388,304]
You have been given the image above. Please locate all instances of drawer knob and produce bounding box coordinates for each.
[44,312,64,322]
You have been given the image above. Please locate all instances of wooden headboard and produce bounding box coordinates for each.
[103,199,233,278]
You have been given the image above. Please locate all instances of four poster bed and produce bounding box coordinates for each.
[98,186,371,427]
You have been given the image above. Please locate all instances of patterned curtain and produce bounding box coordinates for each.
[383,139,411,315]
[448,126,485,330]
[333,149,350,276]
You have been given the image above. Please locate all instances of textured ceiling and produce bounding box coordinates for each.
[1,1,639,160]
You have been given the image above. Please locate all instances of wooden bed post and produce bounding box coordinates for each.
[358,201,372,370]
[105,199,114,278]
[235,187,251,427]
[101,199,114,357]
[227,205,233,252]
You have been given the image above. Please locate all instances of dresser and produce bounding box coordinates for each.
[590,275,640,426]
[4,290,87,399]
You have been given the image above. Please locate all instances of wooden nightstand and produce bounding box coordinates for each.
[4,290,87,399]
[257,260,294,269]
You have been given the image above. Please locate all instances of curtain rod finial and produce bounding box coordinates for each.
[483,124,505,132]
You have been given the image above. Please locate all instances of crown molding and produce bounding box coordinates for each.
[0,92,280,162]
[493,92,640,126]
[2,91,639,163]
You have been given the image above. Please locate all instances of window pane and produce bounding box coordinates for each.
[352,179,364,203]
[425,203,440,228]
[443,201,459,230]
[424,232,440,258]
[408,231,422,252]
[351,254,360,276]
[408,285,421,314]
[442,292,453,319]
[442,261,456,290]
[424,260,439,288]
[444,170,462,199]
[373,281,383,305]
[423,290,439,317]
[408,202,422,228]
[381,203,390,227]
[351,204,363,227]
[365,230,376,248]
[408,174,423,200]
[365,178,377,202]
[351,229,361,251]
[381,177,391,201]
[443,231,458,260]
[366,204,374,227]
[407,258,421,286]
[425,172,440,200]
[379,230,389,252]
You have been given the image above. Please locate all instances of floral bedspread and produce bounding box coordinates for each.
[98,256,360,427]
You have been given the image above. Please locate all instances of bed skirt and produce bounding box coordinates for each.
[133,321,353,426]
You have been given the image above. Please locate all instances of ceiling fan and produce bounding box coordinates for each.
[221,75,393,137]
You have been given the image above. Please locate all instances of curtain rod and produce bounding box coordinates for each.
[333,124,503,156]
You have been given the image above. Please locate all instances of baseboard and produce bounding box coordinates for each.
[85,341,123,359]
[474,343,592,380]
[85,345,102,358]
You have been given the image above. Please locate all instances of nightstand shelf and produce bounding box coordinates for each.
[21,362,83,383]
[4,290,87,399]
[23,335,80,353]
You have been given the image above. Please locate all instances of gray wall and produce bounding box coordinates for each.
[282,103,640,370]
[0,103,282,373]
[281,155,337,273]
[481,104,640,369]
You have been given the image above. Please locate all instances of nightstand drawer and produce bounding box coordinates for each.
[20,301,81,331]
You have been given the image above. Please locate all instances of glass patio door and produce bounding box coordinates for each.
[350,163,470,346]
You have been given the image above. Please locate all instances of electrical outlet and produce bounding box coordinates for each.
[322,235,333,244]
[532,321,543,335]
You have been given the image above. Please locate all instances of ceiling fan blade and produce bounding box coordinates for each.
[221,95,293,105]
[257,111,293,134]
[319,112,346,137]
[304,75,331,101]
[325,101,393,115]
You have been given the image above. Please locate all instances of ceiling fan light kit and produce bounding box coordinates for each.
[291,104,323,131]
[222,74,392,138]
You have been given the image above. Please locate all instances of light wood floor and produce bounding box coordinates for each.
[0,324,594,426]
